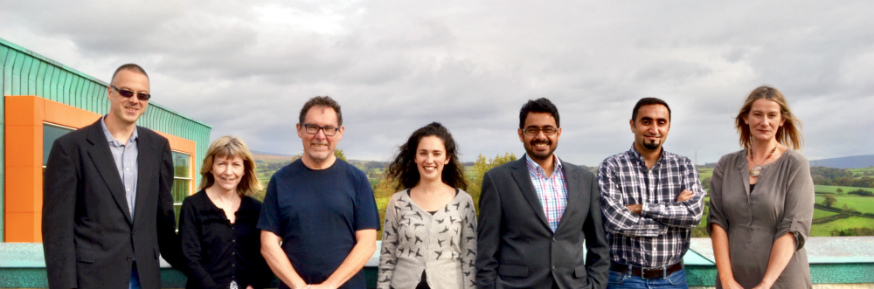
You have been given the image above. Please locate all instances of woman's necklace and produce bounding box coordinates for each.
[749,145,777,177]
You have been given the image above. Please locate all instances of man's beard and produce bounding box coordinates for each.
[526,140,554,160]
[643,140,661,150]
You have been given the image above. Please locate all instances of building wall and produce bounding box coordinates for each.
[0,37,211,242]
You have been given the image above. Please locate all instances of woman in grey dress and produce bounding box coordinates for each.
[708,86,814,289]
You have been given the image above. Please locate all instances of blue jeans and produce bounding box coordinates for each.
[607,268,687,289]
[130,263,142,289]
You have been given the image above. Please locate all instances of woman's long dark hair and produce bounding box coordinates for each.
[386,122,467,191]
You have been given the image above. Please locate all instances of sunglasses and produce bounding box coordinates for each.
[111,86,151,101]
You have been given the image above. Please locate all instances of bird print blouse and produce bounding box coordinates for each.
[378,189,477,289]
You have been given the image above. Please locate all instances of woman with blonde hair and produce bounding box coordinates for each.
[180,136,271,289]
[708,86,814,289]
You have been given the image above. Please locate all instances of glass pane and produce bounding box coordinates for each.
[172,179,190,203]
[44,124,73,165]
[174,205,183,227]
[172,152,190,178]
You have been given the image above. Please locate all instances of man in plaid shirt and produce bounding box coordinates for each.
[598,97,705,289]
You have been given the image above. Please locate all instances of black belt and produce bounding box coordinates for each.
[609,261,683,279]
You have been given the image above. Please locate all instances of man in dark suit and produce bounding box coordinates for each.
[43,64,185,289]
[476,98,609,289]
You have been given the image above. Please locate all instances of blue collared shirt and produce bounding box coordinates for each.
[100,115,139,219]
[524,154,568,232]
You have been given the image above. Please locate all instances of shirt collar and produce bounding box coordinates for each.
[524,154,563,176]
[627,144,667,167]
[100,115,138,145]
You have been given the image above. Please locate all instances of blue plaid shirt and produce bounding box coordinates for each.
[525,154,568,232]
[598,146,705,267]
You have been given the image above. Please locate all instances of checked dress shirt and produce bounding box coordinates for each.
[598,146,705,268]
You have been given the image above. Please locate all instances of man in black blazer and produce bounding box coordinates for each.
[43,64,185,289]
[476,98,609,289]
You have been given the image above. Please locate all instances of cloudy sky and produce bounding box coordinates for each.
[2,1,872,165]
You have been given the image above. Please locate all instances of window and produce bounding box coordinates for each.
[172,151,193,223]
[43,123,74,173]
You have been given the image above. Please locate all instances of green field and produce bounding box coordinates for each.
[811,217,874,236]
[813,209,840,219]
[814,185,874,194]
[814,195,874,214]
[697,167,714,181]
[848,168,874,177]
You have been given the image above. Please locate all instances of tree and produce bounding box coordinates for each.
[334,148,347,161]
[836,188,844,195]
[823,194,837,208]
[371,174,399,241]
[466,152,517,213]
[701,176,712,193]
[841,203,858,215]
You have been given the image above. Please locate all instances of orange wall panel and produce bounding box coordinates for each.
[157,131,197,155]
[4,95,42,126]
[5,95,196,242]
[43,100,100,128]
[4,124,41,168]
[4,212,40,242]
[5,167,41,213]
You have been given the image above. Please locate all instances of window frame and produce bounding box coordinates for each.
[41,122,76,170]
[171,150,195,223]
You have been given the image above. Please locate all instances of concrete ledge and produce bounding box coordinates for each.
[689,237,874,284]
[3,238,873,288]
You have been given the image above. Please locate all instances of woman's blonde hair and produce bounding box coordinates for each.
[199,136,261,196]
[735,86,803,150]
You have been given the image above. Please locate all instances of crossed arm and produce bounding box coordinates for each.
[598,159,705,237]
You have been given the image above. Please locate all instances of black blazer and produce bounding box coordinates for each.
[42,119,185,289]
[476,157,609,289]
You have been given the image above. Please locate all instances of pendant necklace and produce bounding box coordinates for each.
[749,145,777,177]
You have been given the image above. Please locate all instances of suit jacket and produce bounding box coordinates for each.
[42,119,185,289]
[476,157,609,289]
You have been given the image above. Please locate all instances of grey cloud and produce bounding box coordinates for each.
[3,0,872,165]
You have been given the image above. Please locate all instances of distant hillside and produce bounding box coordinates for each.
[810,155,874,169]
[251,150,292,157]
[252,153,295,162]
[251,152,388,173]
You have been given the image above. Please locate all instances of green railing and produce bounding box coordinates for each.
[2,238,872,288]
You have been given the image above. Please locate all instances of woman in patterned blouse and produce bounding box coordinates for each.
[378,122,478,289]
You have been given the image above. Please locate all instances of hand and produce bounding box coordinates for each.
[676,189,694,202]
[721,278,744,289]
[752,280,774,289]
[625,204,642,214]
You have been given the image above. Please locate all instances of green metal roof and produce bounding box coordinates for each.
[1,37,212,242]
[0,37,210,128]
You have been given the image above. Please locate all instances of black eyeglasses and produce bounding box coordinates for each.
[111,86,151,101]
[523,126,558,136]
[302,123,340,136]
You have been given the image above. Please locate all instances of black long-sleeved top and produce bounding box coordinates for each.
[180,190,271,289]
